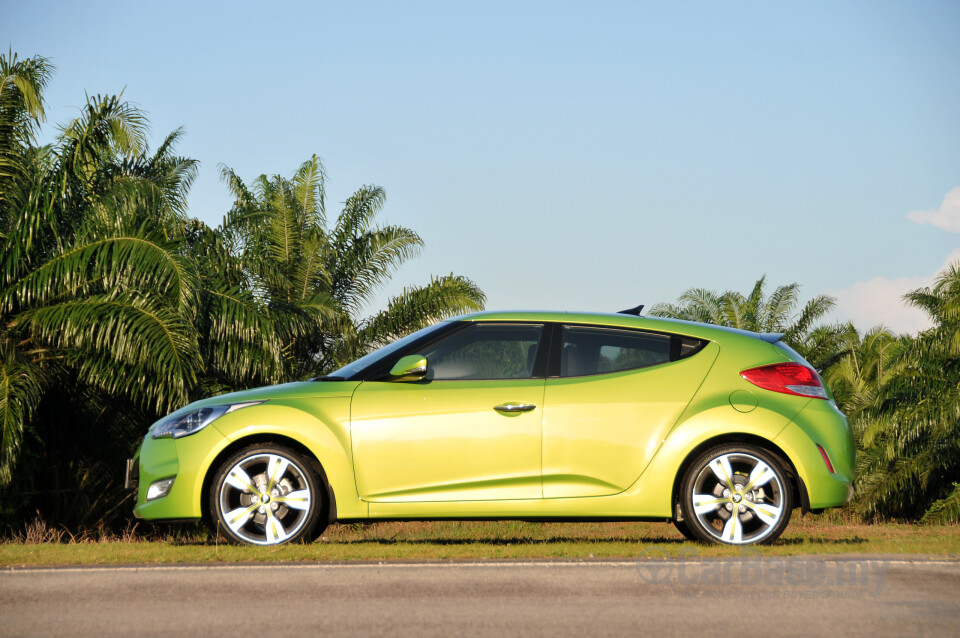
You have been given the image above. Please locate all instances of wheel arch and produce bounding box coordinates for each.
[201,434,339,526]
[670,433,810,520]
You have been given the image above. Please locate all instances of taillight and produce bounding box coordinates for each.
[740,363,828,399]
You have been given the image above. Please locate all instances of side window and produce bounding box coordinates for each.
[422,324,544,380]
[561,326,672,377]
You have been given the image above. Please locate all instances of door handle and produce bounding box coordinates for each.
[493,403,537,413]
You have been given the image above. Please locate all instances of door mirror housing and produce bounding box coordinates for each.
[388,355,428,381]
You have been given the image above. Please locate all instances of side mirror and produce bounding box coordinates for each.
[388,355,428,381]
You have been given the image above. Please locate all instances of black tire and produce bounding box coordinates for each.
[680,444,793,545]
[209,444,326,546]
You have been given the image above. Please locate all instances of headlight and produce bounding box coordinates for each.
[150,401,263,439]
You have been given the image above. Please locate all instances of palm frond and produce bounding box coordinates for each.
[57,93,149,172]
[19,294,201,412]
[218,163,258,210]
[784,294,835,345]
[921,483,960,524]
[0,341,46,485]
[647,302,692,320]
[0,51,53,232]
[197,286,283,387]
[5,234,196,313]
[762,283,799,333]
[674,288,724,324]
[334,185,386,244]
[719,291,746,329]
[292,154,326,228]
[336,225,423,313]
[743,275,767,328]
[358,274,485,349]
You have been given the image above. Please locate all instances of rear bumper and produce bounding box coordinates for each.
[775,399,855,509]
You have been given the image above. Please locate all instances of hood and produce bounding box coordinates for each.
[197,380,360,404]
[156,380,361,425]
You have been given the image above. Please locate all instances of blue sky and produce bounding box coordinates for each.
[5,1,959,332]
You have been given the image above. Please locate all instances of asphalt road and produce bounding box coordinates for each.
[2,557,958,637]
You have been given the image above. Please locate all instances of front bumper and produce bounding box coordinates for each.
[131,423,229,520]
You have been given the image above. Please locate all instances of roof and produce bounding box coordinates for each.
[452,310,784,344]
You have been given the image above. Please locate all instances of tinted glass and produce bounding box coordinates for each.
[422,324,544,380]
[561,326,672,377]
[326,321,452,380]
[679,336,703,358]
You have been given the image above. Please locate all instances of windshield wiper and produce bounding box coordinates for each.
[311,375,345,381]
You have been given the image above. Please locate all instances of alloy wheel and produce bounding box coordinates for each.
[684,448,792,545]
[216,450,315,545]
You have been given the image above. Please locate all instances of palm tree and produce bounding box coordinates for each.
[180,217,286,398]
[0,51,202,488]
[0,51,52,487]
[0,50,51,234]
[649,275,839,366]
[824,325,901,416]
[1,52,485,532]
[220,155,486,377]
[853,264,960,523]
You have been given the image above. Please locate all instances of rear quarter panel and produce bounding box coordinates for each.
[627,333,816,516]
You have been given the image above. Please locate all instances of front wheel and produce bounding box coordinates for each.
[680,445,793,545]
[210,444,325,545]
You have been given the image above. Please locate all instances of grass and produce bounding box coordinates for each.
[2,513,959,566]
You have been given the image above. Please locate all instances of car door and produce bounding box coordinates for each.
[351,322,547,502]
[542,324,717,498]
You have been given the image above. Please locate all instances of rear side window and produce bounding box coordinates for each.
[679,336,704,358]
[561,326,673,377]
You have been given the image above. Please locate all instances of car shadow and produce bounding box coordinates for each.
[330,536,689,546]
[173,534,872,547]
[325,535,869,546]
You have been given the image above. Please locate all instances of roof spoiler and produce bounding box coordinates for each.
[618,304,644,316]
[760,332,785,344]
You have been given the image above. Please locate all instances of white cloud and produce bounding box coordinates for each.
[830,249,960,334]
[908,187,960,232]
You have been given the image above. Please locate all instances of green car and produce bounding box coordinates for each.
[128,310,854,546]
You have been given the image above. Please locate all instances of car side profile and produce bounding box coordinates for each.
[128,310,855,546]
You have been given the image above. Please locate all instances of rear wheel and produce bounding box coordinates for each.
[210,444,325,545]
[680,444,793,545]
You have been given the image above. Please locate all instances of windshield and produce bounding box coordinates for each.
[322,321,452,380]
